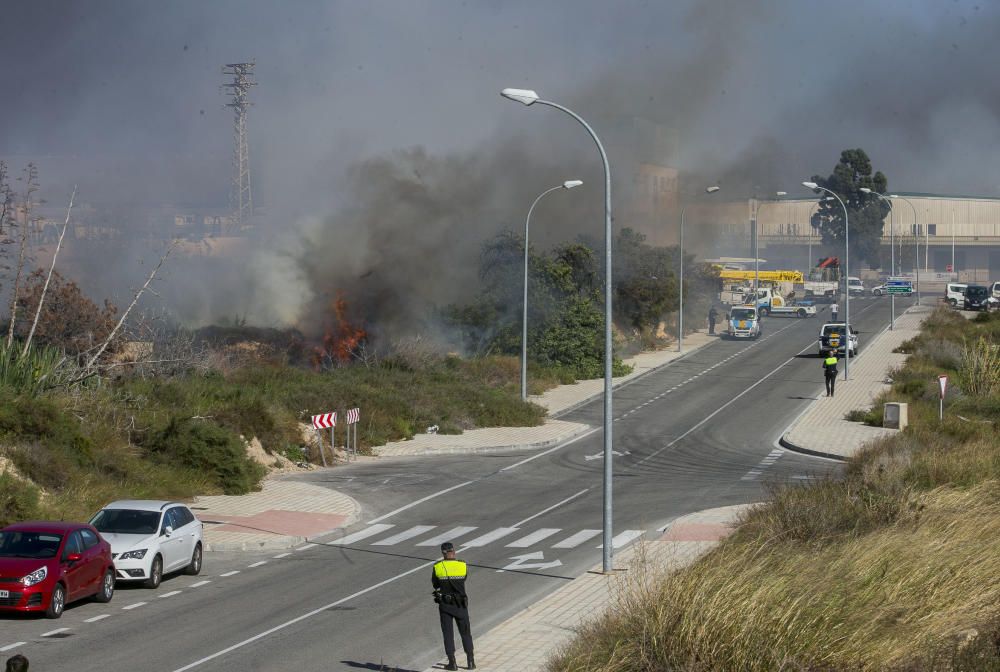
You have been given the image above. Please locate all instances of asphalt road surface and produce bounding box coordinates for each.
[2,296,911,671]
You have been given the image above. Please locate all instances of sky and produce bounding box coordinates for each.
[1,0,997,330]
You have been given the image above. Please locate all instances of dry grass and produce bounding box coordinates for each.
[549,306,1000,671]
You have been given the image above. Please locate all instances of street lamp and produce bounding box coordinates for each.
[803,181,851,381]
[890,194,921,305]
[501,88,616,573]
[522,180,583,401]
[860,188,896,331]
[678,185,721,353]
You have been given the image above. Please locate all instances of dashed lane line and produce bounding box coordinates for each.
[273,553,291,559]
[122,602,147,611]
[220,571,240,577]
[0,643,25,652]
[247,561,267,568]
[41,628,69,637]
[190,580,211,588]
[84,614,110,623]
[159,590,182,598]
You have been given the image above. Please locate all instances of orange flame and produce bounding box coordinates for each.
[313,292,367,368]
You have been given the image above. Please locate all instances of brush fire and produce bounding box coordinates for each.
[312,292,368,368]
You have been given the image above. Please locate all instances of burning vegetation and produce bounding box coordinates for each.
[312,292,368,369]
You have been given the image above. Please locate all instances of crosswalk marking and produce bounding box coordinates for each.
[415,526,478,547]
[462,527,520,547]
[330,523,395,545]
[598,530,644,549]
[505,528,561,548]
[552,529,601,548]
[373,525,437,546]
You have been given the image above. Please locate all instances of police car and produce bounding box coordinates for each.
[818,322,858,357]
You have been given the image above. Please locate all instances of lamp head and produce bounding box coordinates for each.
[562,180,583,189]
[775,191,787,197]
[889,194,899,199]
[500,88,539,105]
[859,187,872,194]
[706,186,721,194]
[802,181,818,189]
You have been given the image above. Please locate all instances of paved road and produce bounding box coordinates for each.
[2,296,910,671]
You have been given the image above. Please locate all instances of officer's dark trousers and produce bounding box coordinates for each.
[825,371,837,396]
[439,605,474,657]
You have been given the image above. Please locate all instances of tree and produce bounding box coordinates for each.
[613,228,678,331]
[808,149,889,269]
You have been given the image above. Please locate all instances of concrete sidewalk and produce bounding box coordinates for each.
[781,304,932,460]
[377,330,717,458]
[195,477,361,551]
[424,504,749,672]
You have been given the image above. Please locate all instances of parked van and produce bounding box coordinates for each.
[991,280,1000,300]
[963,285,991,311]
[945,283,968,307]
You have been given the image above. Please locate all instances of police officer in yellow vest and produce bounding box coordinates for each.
[823,353,839,397]
[432,542,475,670]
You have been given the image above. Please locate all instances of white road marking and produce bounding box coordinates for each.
[159,590,182,598]
[273,553,291,559]
[506,528,561,548]
[511,489,589,528]
[293,543,318,552]
[415,526,477,546]
[41,628,69,637]
[499,426,599,472]
[598,530,645,549]
[462,527,520,547]
[190,580,211,588]
[372,525,436,546]
[84,614,110,623]
[499,551,563,572]
[552,529,602,548]
[247,561,267,568]
[0,643,24,652]
[329,524,395,545]
[368,482,475,524]
[122,602,147,610]
[220,571,240,577]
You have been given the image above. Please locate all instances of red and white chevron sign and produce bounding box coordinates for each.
[311,412,337,429]
[346,408,360,424]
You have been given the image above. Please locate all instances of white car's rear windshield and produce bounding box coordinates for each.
[91,509,160,535]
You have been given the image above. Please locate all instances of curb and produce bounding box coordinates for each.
[375,422,594,458]
[205,535,307,553]
[549,335,719,419]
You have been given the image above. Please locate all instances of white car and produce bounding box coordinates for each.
[90,500,203,588]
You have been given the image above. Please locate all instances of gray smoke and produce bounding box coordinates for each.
[2,1,999,336]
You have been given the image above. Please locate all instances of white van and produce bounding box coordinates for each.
[991,281,1000,300]
[946,283,968,307]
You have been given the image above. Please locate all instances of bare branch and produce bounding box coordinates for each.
[6,164,39,348]
[21,186,76,358]
[84,241,176,371]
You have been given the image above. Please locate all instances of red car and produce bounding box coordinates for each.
[0,521,116,618]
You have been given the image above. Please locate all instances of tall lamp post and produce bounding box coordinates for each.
[501,88,616,573]
[521,180,583,401]
[860,188,896,331]
[804,181,851,381]
[890,194,920,305]
[678,185,721,353]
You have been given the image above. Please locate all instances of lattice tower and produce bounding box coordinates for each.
[222,62,256,228]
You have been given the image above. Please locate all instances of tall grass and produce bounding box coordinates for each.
[0,340,66,396]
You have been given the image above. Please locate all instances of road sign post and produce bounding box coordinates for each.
[938,375,948,421]
[311,412,337,465]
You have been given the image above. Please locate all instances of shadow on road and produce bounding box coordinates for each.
[340,661,420,672]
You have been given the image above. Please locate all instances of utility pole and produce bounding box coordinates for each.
[223,62,257,229]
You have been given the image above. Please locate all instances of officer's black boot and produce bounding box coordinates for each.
[444,655,458,671]
[467,653,476,669]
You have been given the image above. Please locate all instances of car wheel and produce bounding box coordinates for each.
[948,298,957,307]
[94,569,115,603]
[185,543,203,576]
[144,555,163,589]
[874,289,881,296]
[797,308,807,318]
[46,582,66,619]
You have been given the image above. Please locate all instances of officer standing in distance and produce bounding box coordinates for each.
[830,301,839,322]
[432,542,475,670]
[823,352,839,397]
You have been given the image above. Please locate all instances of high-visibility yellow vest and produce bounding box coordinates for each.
[434,559,467,579]
[825,356,838,366]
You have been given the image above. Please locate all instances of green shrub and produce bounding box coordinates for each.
[147,418,264,495]
[0,471,42,527]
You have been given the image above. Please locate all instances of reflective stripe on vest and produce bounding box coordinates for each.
[434,560,467,579]
[825,357,838,366]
